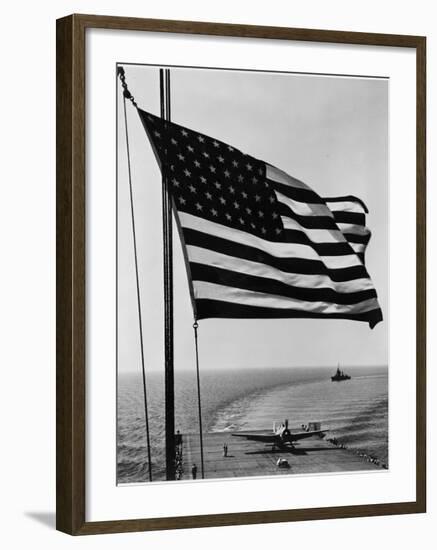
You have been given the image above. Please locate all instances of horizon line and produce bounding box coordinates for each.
[118,363,388,374]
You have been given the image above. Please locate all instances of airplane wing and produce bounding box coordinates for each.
[290,430,325,441]
[231,433,277,443]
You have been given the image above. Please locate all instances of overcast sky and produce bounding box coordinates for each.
[117,64,388,373]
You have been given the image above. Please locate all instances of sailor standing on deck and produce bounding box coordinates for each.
[191,463,197,480]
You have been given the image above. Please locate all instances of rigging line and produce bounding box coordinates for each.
[122,94,153,482]
[193,321,205,479]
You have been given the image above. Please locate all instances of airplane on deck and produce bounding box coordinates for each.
[231,419,326,450]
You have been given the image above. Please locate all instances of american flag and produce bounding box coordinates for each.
[138,108,383,329]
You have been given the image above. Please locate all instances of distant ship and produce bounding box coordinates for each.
[331,365,351,382]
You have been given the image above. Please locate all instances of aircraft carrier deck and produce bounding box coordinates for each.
[178,430,385,480]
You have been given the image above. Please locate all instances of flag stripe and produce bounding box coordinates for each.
[179,213,363,268]
[269,179,325,206]
[342,232,371,245]
[269,180,367,215]
[337,223,371,237]
[324,195,369,213]
[266,164,311,191]
[186,245,375,293]
[277,202,341,230]
[279,205,367,258]
[350,242,366,255]
[281,229,355,256]
[193,281,380,314]
[195,299,382,327]
[190,263,377,304]
[332,211,366,226]
[275,191,335,219]
[183,228,370,281]
[273,185,367,233]
[325,200,367,214]
[280,211,369,247]
[280,217,346,243]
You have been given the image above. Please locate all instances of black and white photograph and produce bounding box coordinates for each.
[1,0,431,543]
[116,63,388,484]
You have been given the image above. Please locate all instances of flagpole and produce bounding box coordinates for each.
[160,68,176,481]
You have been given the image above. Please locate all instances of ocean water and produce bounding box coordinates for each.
[117,366,388,483]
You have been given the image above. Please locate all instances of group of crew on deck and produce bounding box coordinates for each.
[175,430,183,480]
[326,436,388,469]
